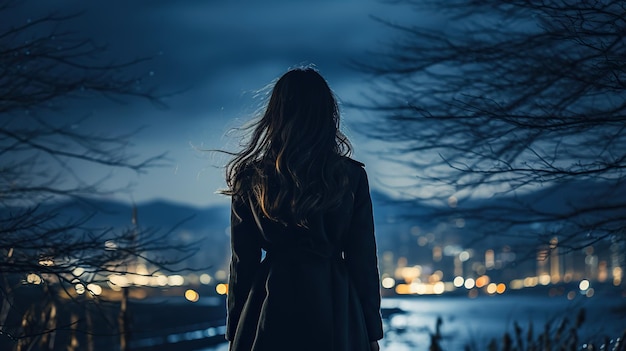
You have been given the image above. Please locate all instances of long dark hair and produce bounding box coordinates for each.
[224,67,352,227]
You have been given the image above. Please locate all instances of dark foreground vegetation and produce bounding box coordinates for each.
[425,309,626,351]
[0,285,226,351]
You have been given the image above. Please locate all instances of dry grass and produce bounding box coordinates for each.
[427,309,626,351]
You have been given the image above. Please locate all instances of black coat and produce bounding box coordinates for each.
[226,158,383,351]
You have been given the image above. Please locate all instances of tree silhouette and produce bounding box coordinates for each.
[0,3,194,350]
[357,0,626,254]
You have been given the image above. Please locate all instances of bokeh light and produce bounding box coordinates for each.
[579,279,590,291]
[26,273,43,285]
[476,275,490,288]
[168,275,185,286]
[87,283,102,296]
[109,274,130,288]
[185,289,200,302]
[382,277,396,289]
[199,274,212,285]
[216,283,228,295]
[433,281,445,294]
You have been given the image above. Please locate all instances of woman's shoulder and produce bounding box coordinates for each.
[342,156,365,168]
[340,156,366,172]
[338,156,369,185]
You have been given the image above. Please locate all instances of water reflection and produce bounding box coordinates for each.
[379,294,625,350]
[200,294,625,351]
[200,344,229,351]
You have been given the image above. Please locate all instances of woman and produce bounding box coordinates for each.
[223,67,383,351]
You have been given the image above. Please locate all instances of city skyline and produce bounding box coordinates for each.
[20,188,622,300]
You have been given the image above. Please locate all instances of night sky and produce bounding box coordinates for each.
[10,0,426,207]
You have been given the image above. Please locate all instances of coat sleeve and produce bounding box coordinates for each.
[344,167,384,341]
[226,194,262,341]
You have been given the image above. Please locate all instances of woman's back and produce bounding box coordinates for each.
[224,68,383,351]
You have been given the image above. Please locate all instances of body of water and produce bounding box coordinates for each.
[202,288,626,351]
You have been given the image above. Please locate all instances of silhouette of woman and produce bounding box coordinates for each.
[223,67,383,351]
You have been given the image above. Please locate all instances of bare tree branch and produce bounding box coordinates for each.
[0,3,197,350]
[354,0,626,252]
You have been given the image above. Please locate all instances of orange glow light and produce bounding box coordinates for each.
[395,284,411,295]
[475,275,490,288]
[185,289,200,302]
[216,283,228,295]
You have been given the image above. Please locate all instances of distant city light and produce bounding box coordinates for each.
[216,283,228,295]
[186,274,200,285]
[26,273,43,285]
[485,249,495,269]
[382,277,396,289]
[38,258,54,267]
[185,289,200,302]
[443,245,462,256]
[109,274,130,289]
[539,274,551,286]
[154,274,169,286]
[433,281,445,294]
[613,267,623,286]
[81,219,624,301]
[433,246,442,262]
[433,270,443,281]
[134,274,150,286]
[411,283,426,295]
[73,267,85,277]
[168,275,185,286]
[199,273,212,285]
[87,283,102,296]
[395,284,410,295]
[215,270,228,281]
[509,279,523,290]
[104,240,118,250]
[475,275,490,288]
[400,266,421,283]
[579,279,590,291]
[524,277,539,287]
